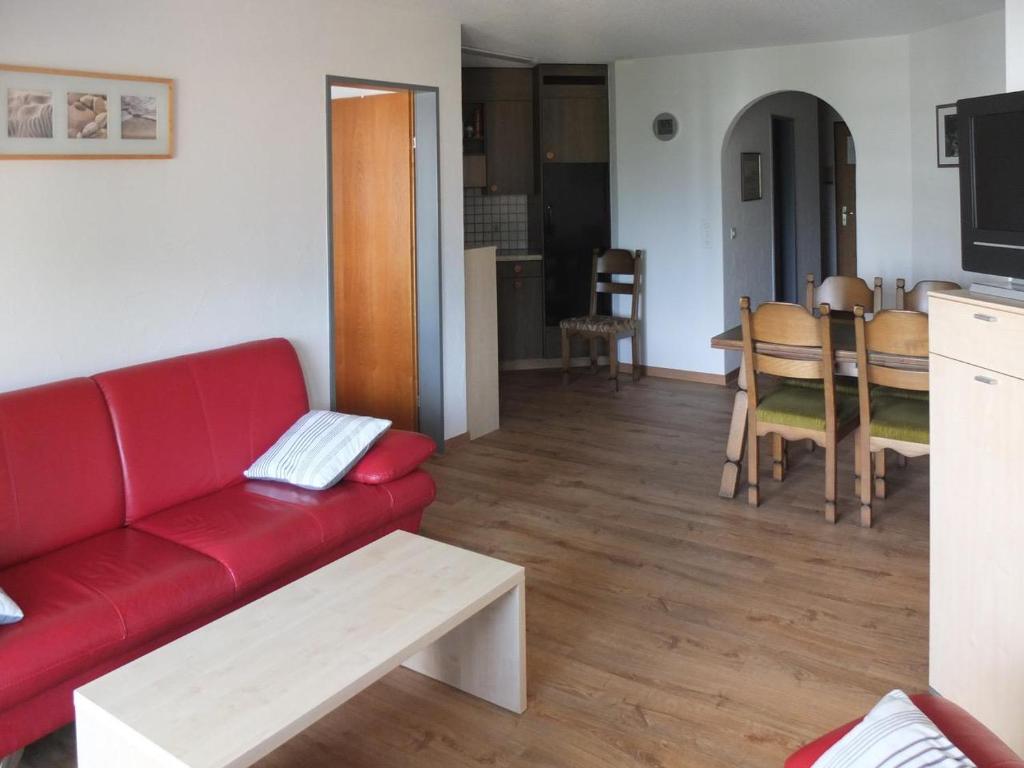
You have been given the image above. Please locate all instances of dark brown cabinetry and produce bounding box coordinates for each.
[535,65,610,165]
[496,261,544,361]
[462,69,534,195]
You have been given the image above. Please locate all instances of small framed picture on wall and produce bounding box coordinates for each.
[936,103,959,168]
[740,152,762,201]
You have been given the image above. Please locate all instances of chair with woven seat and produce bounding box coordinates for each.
[853,305,930,527]
[561,248,642,391]
[895,278,961,312]
[805,273,883,315]
[740,297,859,522]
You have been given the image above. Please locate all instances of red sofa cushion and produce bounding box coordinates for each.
[785,694,1024,768]
[0,379,124,569]
[347,430,436,485]
[94,339,308,523]
[36,528,235,643]
[131,484,325,592]
[0,560,125,712]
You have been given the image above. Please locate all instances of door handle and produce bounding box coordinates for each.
[973,313,998,323]
[841,206,854,227]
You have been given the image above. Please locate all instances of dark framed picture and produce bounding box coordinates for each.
[740,152,762,201]
[936,103,958,168]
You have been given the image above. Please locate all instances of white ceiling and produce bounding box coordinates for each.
[382,0,1002,64]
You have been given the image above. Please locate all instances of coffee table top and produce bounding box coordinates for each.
[75,531,524,768]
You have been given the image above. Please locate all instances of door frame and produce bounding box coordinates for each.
[324,75,445,449]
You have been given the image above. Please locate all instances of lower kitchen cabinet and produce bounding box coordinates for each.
[497,262,544,361]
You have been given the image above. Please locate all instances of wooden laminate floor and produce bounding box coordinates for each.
[24,369,929,768]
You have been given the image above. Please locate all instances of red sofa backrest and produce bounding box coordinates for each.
[0,379,125,569]
[94,339,309,523]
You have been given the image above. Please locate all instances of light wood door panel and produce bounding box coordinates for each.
[331,92,418,429]
[930,352,1024,754]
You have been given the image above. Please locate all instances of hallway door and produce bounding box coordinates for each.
[331,91,418,429]
[834,122,857,277]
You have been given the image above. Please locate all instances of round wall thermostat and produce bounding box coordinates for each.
[652,113,678,141]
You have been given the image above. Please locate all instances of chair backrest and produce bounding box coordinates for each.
[589,248,642,321]
[806,273,882,314]
[740,298,840,432]
[853,306,929,393]
[895,279,962,312]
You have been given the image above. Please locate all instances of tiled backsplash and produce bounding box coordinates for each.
[464,188,528,250]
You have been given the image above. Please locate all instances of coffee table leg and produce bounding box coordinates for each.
[402,580,526,714]
[719,358,748,499]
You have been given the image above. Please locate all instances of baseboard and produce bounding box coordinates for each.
[443,432,470,452]
[499,359,738,386]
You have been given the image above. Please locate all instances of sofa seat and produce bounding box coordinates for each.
[785,694,1024,768]
[0,529,236,711]
[131,485,325,593]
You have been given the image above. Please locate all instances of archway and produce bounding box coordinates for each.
[720,91,856,327]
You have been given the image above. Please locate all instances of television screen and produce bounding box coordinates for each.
[973,111,1024,234]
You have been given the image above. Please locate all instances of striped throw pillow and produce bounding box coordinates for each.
[244,410,391,491]
[0,588,23,625]
[812,690,975,768]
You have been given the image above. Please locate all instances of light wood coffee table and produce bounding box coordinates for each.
[74,531,526,767]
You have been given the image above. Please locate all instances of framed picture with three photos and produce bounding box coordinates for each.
[1,63,174,159]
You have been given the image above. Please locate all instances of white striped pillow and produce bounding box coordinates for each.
[812,690,975,768]
[244,411,391,491]
[0,588,23,625]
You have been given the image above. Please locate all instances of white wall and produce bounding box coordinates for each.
[613,35,913,376]
[909,12,1006,287]
[721,91,822,331]
[1008,0,1024,90]
[0,0,468,439]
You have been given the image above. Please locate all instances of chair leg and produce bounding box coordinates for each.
[859,433,873,528]
[0,749,24,768]
[561,328,571,385]
[853,428,861,493]
[824,441,837,523]
[805,439,815,453]
[589,337,599,373]
[897,454,908,469]
[631,333,641,382]
[771,435,787,481]
[874,449,887,499]
[608,335,619,392]
[747,426,760,507]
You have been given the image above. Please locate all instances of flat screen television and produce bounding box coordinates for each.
[958,89,1024,281]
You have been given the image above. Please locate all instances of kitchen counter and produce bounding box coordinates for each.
[495,252,542,262]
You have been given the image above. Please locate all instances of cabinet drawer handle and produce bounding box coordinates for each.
[513,279,523,290]
[974,375,998,385]
[973,313,998,322]
[513,264,523,274]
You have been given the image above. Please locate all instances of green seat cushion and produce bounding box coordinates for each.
[781,376,859,397]
[757,385,859,431]
[869,394,929,444]
[872,385,929,402]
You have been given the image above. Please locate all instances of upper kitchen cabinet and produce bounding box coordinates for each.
[462,68,534,195]
[535,65,609,164]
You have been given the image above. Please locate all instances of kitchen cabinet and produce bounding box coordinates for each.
[497,261,544,361]
[485,100,533,194]
[540,98,609,163]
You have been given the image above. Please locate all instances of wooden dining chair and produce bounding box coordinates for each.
[853,306,930,528]
[561,248,642,391]
[895,279,962,312]
[805,273,883,314]
[740,298,859,522]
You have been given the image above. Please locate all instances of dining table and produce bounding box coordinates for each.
[709,318,929,499]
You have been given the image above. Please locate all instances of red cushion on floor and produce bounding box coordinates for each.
[38,528,235,643]
[0,561,125,711]
[131,485,323,593]
[347,430,436,485]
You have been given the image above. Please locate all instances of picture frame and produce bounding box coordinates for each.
[740,152,762,201]
[1,63,174,159]
[936,103,958,168]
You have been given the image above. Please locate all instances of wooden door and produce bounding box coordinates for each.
[834,122,857,276]
[331,92,418,429]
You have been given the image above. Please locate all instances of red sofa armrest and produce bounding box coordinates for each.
[346,430,436,485]
[785,694,1024,768]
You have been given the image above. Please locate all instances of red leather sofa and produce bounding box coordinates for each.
[0,339,437,757]
[786,694,1024,767]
